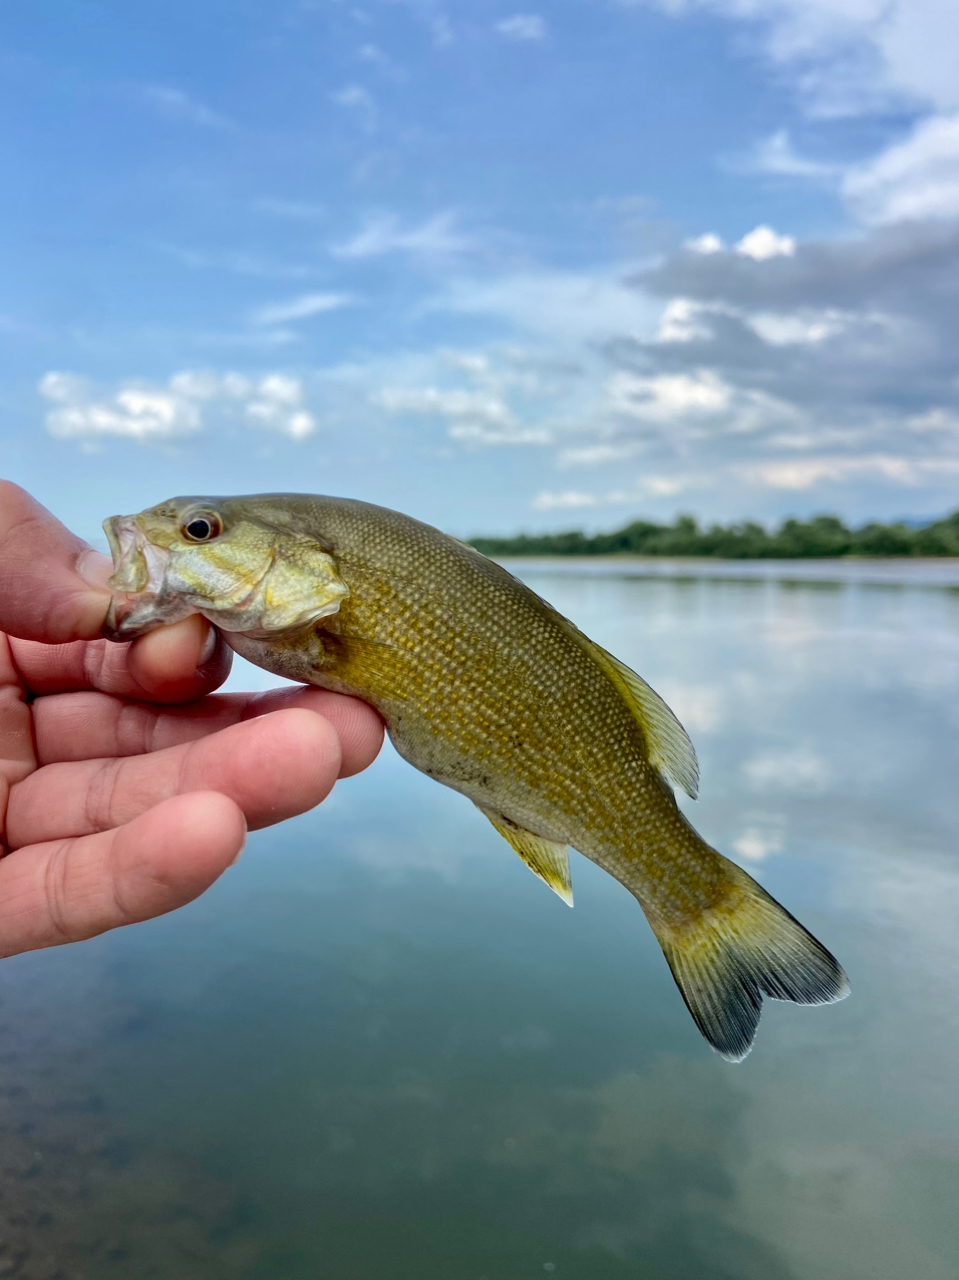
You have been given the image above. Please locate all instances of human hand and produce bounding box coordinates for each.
[0,481,384,956]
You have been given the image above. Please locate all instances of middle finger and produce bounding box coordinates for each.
[32,685,384,777]
[6,708,343,848]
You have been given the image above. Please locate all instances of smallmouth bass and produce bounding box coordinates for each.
[104,494,848,1060]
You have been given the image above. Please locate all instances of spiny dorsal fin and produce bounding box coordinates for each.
[478,808,573,907]
[587,642,700,799]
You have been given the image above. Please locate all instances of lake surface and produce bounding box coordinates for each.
[4,560,959,1279]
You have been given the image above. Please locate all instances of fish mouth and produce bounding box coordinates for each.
[102,515,184,641]
[104,516,171,595]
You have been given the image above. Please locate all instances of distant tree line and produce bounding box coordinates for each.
[470,511,959,559]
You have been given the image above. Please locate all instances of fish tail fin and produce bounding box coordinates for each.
[644,855,849,1062]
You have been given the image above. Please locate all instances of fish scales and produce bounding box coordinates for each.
[103,493,849,1060]
[316,504,666,862]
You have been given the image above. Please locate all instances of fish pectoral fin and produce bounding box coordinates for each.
[586,641,700,800]
[477,808,573,907]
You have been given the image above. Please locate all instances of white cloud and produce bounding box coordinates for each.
[732,823,785,862]
[40,369,316,444]
[654,680,725,732]
[139,85,234,130]
[168,370,250,400]
[441,350,493,379]
[244,374,316,439]
[736,454,956,490]
[374,385,514,427]
[746,308,850,345]
[632,1,959,232]
[532,490,601,511]
[372,381,550,445]
[637,0,957,117]
[685,232,725,254]
[908,407,959,435]
[657,294,858,348]
[747,129,836,178]
[332,211,472,260]
[843,112,959,223]
[495,14,547,41]
[735,225,797,260]
[743,745,830,794]
[646,477,689,495]
[608,369,732,421]
[40,372,200,442]
[685,226,799,263]
[656,297,718,342]
[448,423,552,445]
[557,443,644,468]
[532,476,692,510]
[656,292,880,351]
[250,292,355,326]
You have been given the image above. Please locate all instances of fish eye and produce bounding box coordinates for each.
[181,511,223,543]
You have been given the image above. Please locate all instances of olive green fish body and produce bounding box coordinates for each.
[104,493,848,1060]
[225,500,710,918]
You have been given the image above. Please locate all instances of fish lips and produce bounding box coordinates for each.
[101,515,195,641]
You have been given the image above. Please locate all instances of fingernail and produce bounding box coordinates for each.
[77,549,115,592]
[199,625,217,667]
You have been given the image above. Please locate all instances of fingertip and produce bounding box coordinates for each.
[117,791,247,916]
[222,707,343,830]
[263,704,343,792]
[128,615,233,701]
[331,698,385,778]
[253,689,384,779]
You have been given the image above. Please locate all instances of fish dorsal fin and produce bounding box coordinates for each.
[587,642,700,800]
[478,808,573,907]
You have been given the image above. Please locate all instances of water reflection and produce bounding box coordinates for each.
[3,564,959,1278]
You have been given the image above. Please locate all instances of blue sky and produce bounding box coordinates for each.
[2,0,958,540]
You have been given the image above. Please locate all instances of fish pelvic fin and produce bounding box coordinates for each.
[478,808,573,907]
[647,856,849,1062]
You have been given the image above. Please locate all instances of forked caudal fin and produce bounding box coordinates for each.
[648,857,849,1062]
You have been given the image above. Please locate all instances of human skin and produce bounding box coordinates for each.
[0,481,384,957]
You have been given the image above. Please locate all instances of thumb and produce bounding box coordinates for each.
[0,480,113,642]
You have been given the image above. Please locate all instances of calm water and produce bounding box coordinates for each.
[4,562,959,1279]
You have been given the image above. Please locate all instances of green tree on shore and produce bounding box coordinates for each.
[471,511,959,559]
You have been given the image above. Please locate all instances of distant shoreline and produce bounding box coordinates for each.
[470,510,959,560]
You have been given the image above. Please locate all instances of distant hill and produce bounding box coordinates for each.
[470,512,959,559]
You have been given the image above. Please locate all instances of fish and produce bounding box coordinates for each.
[103,493,849,1060]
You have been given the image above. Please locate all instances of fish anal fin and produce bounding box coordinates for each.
[587,642,700,799]
[478,808,573,907]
